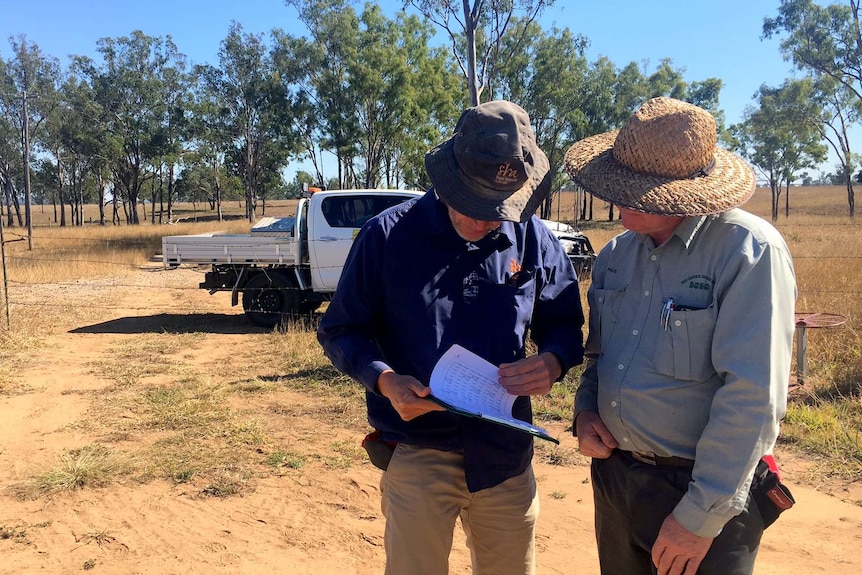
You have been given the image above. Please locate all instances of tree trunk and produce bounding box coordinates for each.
[770,181,779,222]
[150,169,158,225]
[462,0,480,106]
[59,170,67,227]
[112,194,120,225]
[98,176,106,226]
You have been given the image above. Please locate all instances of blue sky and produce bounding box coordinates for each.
[3,0,819,174]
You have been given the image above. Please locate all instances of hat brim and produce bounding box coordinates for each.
[564,131,756,216]
[425,136,552,223]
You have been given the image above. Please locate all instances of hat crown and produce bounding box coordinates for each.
[453,101,534,192]
[425,100,551,222]
[613,97,717,179]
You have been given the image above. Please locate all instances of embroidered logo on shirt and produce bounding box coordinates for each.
[463,271,479,303]
[509,259,522,274]
[681,274,714,291]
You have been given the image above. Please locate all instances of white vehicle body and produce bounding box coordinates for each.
[163,189,422,326]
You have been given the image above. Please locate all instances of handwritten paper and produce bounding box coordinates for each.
[429,344,558,444]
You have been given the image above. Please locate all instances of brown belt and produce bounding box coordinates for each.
[623,450,695,468]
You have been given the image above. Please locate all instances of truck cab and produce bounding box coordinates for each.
[304,190,422,291]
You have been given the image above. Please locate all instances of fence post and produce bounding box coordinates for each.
[793,312,847,387]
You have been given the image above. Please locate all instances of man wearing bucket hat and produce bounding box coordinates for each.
[566,97,797,575]
[318,100,584,574]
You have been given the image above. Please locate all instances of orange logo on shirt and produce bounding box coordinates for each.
[509,259,522,274]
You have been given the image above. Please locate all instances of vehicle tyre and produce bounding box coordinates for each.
[242,272,299,328]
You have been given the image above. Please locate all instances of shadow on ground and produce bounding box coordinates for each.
[69,313,267,335]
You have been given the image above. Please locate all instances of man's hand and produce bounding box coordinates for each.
[574,410,618,458]
[377,370,446,421]
[651,514,713,575]
[498,352,561,396]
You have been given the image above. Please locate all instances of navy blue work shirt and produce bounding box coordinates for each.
[317,190,585,491]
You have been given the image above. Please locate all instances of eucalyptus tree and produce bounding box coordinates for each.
[44,74,112,226]
[0,101,23,227]
[172,157,243,216]
[808,75,861,216]
[284,0,461,189]
[182,90,230,221]
[390,12,464,189]
[149,51,193,225]
[731,79,827,220]
[198,22,296,222]
[495,22,591,217]
[0,35,61,246]
[763,0,860,215]
[76,31,188,224]
[351,4,462,188]
[406,0,556,106]
[285,0,367,188]
[69,55,127,225]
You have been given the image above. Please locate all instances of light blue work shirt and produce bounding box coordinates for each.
[575,208,797,537]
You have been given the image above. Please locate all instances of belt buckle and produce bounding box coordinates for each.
[630,451,657,465]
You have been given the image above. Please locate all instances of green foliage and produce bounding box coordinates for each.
[762,0,861,216]
[731,78,829,219]
[781,401,862,478]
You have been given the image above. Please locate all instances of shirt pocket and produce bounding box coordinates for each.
[476,277,536,326]
[653,306,717,382]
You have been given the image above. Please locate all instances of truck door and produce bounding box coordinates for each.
[309,192,419,291]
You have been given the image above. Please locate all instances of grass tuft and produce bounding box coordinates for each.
[8,445,132,500]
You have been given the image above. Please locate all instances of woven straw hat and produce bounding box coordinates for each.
[564,97,755,215]
[425,100,551,222]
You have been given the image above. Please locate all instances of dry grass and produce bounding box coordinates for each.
[1,187,860,494]
[8,444,134,500]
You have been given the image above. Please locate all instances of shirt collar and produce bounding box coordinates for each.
[633,214,709,251]
[672,215,709,249]
[417,188,516,251]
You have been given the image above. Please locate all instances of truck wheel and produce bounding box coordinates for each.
[242,272,299,328]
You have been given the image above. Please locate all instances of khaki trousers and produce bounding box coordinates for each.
[380,443,539,575]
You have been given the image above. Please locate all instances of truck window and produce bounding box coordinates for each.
[320,195,415,228]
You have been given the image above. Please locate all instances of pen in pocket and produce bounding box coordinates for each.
[661,298,673,330]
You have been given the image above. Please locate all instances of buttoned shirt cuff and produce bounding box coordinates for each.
[573,382,599,437]
[360,361,393,395]
[537,345,570,381]
[672,495,734,539]
[574,367,599,417]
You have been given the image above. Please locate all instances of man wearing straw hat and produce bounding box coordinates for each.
[565,97,796,575]
[319,100,585,574]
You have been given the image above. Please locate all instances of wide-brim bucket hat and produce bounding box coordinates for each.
[425,100,551,222]
[564,97,756,216]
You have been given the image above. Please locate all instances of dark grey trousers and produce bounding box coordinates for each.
[591,450,764,575]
